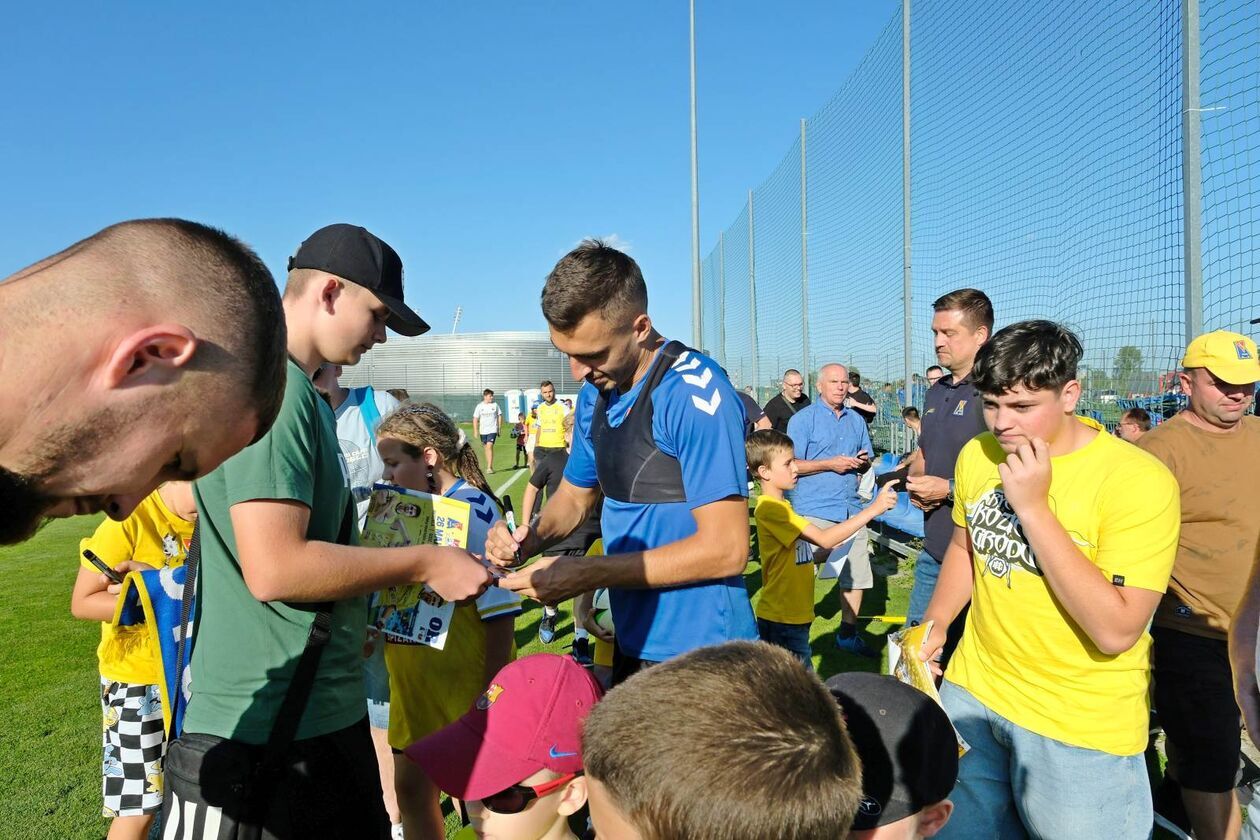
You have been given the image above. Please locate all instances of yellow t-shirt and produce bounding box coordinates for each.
[947,419,1180,755]
[385,592,520,749]
[753,495,816,625]
[535,401,569,449]
[79,490,194,685]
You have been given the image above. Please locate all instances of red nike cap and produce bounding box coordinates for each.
[405,653,604,802]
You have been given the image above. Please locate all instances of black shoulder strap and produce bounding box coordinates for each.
[254,500,354,777]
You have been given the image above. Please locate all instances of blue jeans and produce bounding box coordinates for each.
[907,548,940,626]
[757,618,814,672]
[937,681,1152,840]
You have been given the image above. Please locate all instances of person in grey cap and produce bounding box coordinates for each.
[162,224,488,840]
[826,672,958,840]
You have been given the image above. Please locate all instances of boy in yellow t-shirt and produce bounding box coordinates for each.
[70,482,196,840]
[746,430,898,670]
[919,321,1180,840]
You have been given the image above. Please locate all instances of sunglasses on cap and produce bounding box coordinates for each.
[479,771,582,815]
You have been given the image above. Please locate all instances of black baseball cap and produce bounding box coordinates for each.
[288,223,430,336]
[826,672,958,830]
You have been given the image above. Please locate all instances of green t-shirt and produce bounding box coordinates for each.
[185,360,367,744]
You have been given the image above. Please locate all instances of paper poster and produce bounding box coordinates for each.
[887,620,971,757]
[363,484,472,649]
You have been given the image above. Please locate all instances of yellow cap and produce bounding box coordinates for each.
[1182,330,1260,385]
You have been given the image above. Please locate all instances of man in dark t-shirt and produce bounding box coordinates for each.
[904,289,994,628]
[763,369,811,433]
[846,372,878,425]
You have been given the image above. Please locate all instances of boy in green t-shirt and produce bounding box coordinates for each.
[746,430,898,670]
[919,320,1180,840]
[163,225,495,839]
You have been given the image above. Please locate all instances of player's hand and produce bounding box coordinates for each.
[484,520,534,569]
[997,439,1052,515]
[906,475,949,511]
[420,546,492,602]
[917,619,949,681]
[582,610,616,644]
[499,556,581,605]
[869,482,900,515]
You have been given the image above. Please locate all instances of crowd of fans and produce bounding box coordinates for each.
[1,219,1258,840]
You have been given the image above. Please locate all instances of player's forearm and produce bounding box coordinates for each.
[241,541,428,603]
[557,519,749,591]
[529,486,595,554]
[1017,506,1150,654]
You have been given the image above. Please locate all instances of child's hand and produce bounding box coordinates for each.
[870,482,900,515]
[582,610,615,644]
[102,561,145,595]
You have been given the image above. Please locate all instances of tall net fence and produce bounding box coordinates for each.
[699,0,1257,450]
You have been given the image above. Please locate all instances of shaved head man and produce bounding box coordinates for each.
[0,218,287,544]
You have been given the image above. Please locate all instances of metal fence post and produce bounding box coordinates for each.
[902,0,914,403]
[1182,0,1204,344]
[718,231,727,365]
[748,189,760,391]
[800,117,811,384]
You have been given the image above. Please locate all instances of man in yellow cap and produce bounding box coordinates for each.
[1139,330,1260,839]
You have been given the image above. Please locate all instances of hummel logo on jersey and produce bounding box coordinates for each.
[682,367,712,389]
[692,391,722,415]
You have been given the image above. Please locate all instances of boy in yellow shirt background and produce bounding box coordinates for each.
[746,429,898,671]
[69,482,196,840]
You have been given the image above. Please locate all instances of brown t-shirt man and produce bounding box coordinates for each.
[1139,413,1260,639]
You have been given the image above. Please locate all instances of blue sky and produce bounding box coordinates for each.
[0,1,897,340]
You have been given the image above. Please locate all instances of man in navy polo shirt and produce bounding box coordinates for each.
[487,239,756,684]
[904,289,993,627]
[787,363,876,656]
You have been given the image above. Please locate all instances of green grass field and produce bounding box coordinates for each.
[0,427,913,839]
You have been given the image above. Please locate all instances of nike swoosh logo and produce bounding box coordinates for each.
[549,745,578,759]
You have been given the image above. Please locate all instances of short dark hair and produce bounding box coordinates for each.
[746,429,794,474]
[76,219,286,442]
[541,239,648,331]
[540,380,554,389]
[933,288,994,333]
[483,388,494,396]
[971,320,1083,396]
[848,372,862,387]
[927,365,944,374]
[783,368,802,379]
[902,406,920,420]
[1122,407,1152,431]
[583,641,862,840]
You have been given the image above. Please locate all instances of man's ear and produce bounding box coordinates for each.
[631,313,653,344]
[918,799,954,837]
[319,275,346,314]
[556,775,588,817]
[103,325,198,388]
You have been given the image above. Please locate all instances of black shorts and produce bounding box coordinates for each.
[163,716,389,839]
[611,642,660,687]
[1151,626,1243,793]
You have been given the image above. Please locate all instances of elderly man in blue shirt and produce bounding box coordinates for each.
[786,363,877,657]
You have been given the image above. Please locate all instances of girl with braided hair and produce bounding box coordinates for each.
[375,403,521,840]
